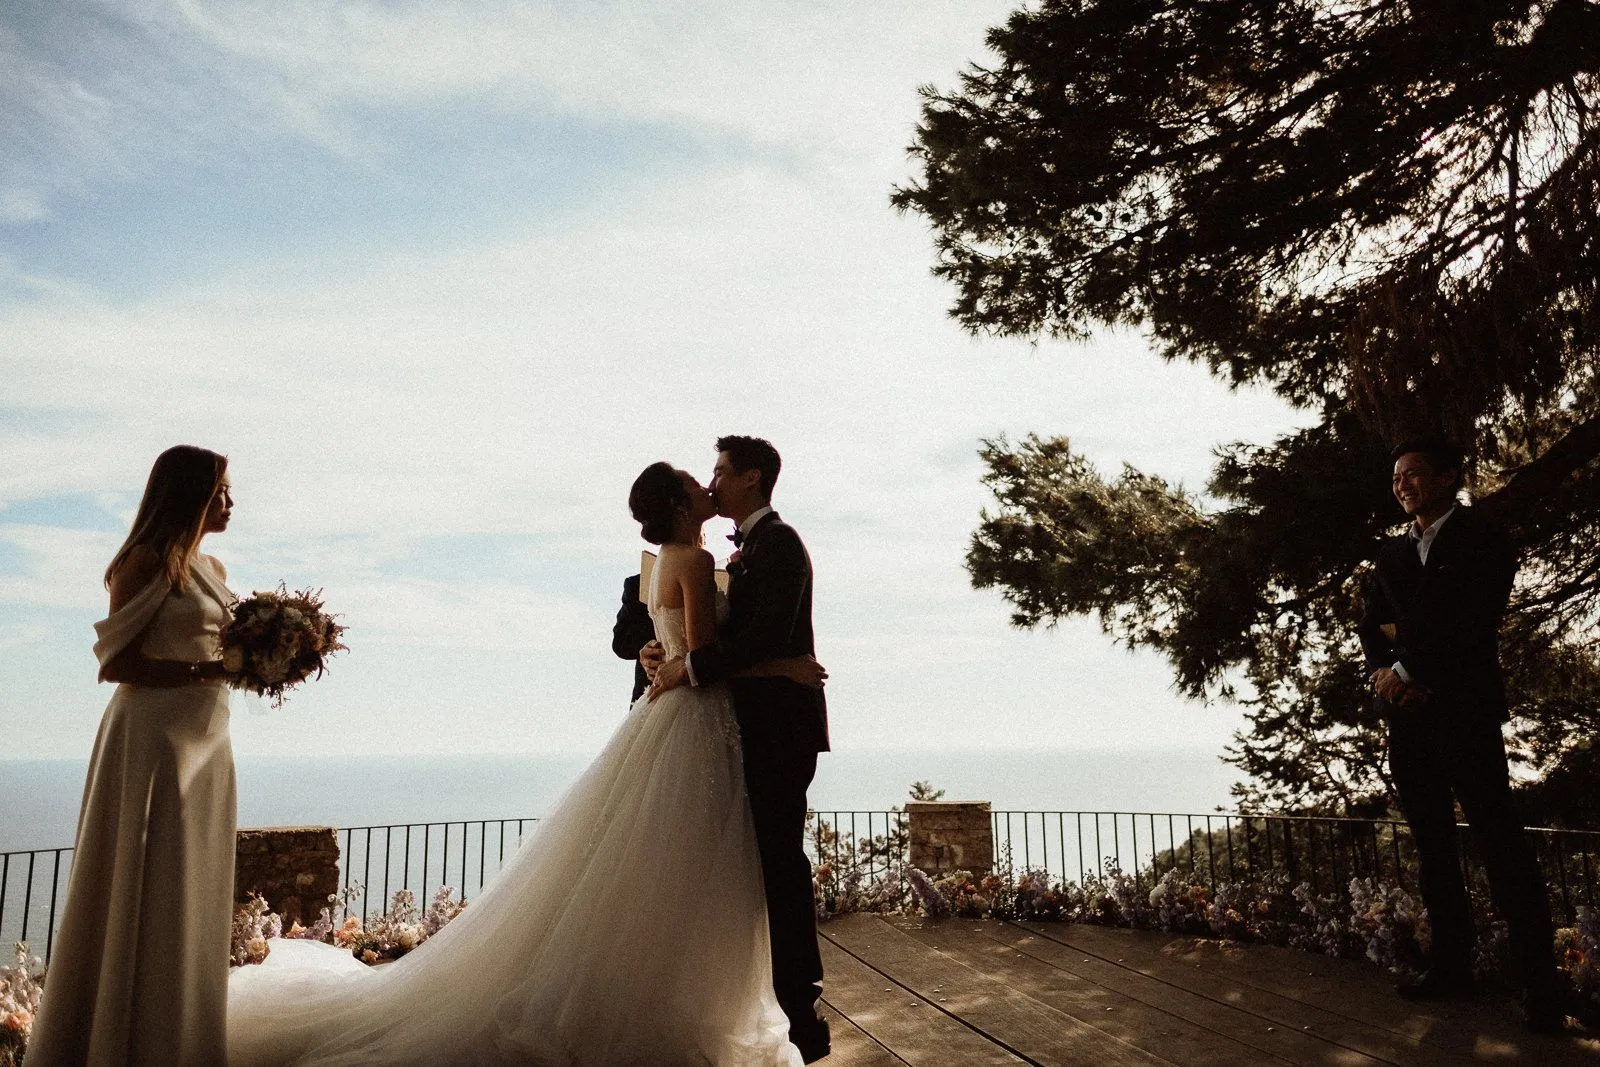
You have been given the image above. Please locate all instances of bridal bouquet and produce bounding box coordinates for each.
[221,584,348,707]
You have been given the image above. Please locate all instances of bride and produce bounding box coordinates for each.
[227,463,825,1066]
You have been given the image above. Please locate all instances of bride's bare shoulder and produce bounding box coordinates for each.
[107,545,163,611]
[656,544,714,574]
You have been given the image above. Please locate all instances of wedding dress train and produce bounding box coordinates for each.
[227,592,801,1066]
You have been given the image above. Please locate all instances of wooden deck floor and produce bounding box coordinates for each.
[814,914,1599,1066]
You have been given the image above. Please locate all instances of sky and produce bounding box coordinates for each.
[0,0,1316,765]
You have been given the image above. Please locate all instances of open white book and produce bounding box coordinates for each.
[639,549,729,601]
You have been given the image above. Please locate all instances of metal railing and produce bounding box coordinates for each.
[806,808,1600,924]
[806,810,907,881]
[335,818,539,920]
[0,819,541,964]
[988,811,1600,923]
[7,809,1599,963]
[992,811,1421,894]
[0,847,71,961]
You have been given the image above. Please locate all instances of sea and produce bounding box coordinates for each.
[0,746,1240,853]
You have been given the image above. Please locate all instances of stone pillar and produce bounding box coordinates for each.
[236,826,342,927]
[907,801,993,876]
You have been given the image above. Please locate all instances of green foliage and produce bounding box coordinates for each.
[898,0,1600,816]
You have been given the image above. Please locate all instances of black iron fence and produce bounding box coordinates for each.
[334,818,539,920]
[991,811,1423,895]
[988,811,1600,923]
[0,819,540,964]
[805,810,907,881]
[0,847,70,961]
[6,809,1599,963]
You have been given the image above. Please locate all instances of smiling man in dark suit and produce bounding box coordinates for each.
[1358,436,1563,1032]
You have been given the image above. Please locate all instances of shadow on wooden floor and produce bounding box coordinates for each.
[816,914,1599,1065]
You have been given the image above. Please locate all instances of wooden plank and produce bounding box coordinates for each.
[918,919,1387,1066]
[823,914,1172,1067]
[1017,921,1600,1064]
[897,919,1295,1067]
[817,1000,907,1067]
[1030,920,1493,1039]
[1148,929,1600,1062]
[817,919,1025,1066]
[1011,920,1456,1066]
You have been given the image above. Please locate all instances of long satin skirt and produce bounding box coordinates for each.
[27,681,236,1067]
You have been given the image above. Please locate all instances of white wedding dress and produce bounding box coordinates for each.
[227,584,801,1066]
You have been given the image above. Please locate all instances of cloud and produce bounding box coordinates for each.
[2,0,1003,245]
[0,0,1319,761]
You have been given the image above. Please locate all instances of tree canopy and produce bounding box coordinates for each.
[894,0,1600,816]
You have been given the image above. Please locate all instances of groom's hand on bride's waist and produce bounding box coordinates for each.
[648,656,688,701]
[639,640,665,681]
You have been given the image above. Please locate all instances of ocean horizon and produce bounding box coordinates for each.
[1,745,1242,853]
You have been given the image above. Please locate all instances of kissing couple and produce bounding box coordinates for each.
[226,435,832,1066]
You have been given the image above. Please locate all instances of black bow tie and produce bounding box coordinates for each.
[728,529,744,548]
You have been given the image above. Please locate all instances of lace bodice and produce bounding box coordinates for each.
[648,566,729,660]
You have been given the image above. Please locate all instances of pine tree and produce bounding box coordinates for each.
[894,0,1600,815]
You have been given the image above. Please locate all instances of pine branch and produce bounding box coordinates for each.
[1482,412,1600,519]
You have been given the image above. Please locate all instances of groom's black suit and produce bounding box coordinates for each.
[686,510,829,1041]
[1357,505,1557,998]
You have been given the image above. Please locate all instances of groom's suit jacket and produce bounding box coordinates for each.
[1356,505,1516,723]
[686,511,830,754]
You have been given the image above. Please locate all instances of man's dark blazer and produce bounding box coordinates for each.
[1357,505,1516,722]
[612,573,654,704]
[686,511,829,753]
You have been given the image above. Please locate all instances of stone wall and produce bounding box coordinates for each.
[906,801,993,876]
[235,826,341,927]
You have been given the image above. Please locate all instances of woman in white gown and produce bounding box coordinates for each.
[28,446,237,1067]
[228,463,823,1066]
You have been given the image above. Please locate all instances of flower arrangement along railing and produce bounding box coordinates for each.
[6,810,1598,966]
[985,812,1600,921]
[0,819,540,968]
[806,808,1600,1024]
[800,809,1600,928]
[986,811,1600,924]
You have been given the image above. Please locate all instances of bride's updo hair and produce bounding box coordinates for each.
[630,462,690,545]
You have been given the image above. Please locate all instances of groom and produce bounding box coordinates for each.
[647,434,831,1062]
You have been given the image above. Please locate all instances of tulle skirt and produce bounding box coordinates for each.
[228,683,800,1066]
